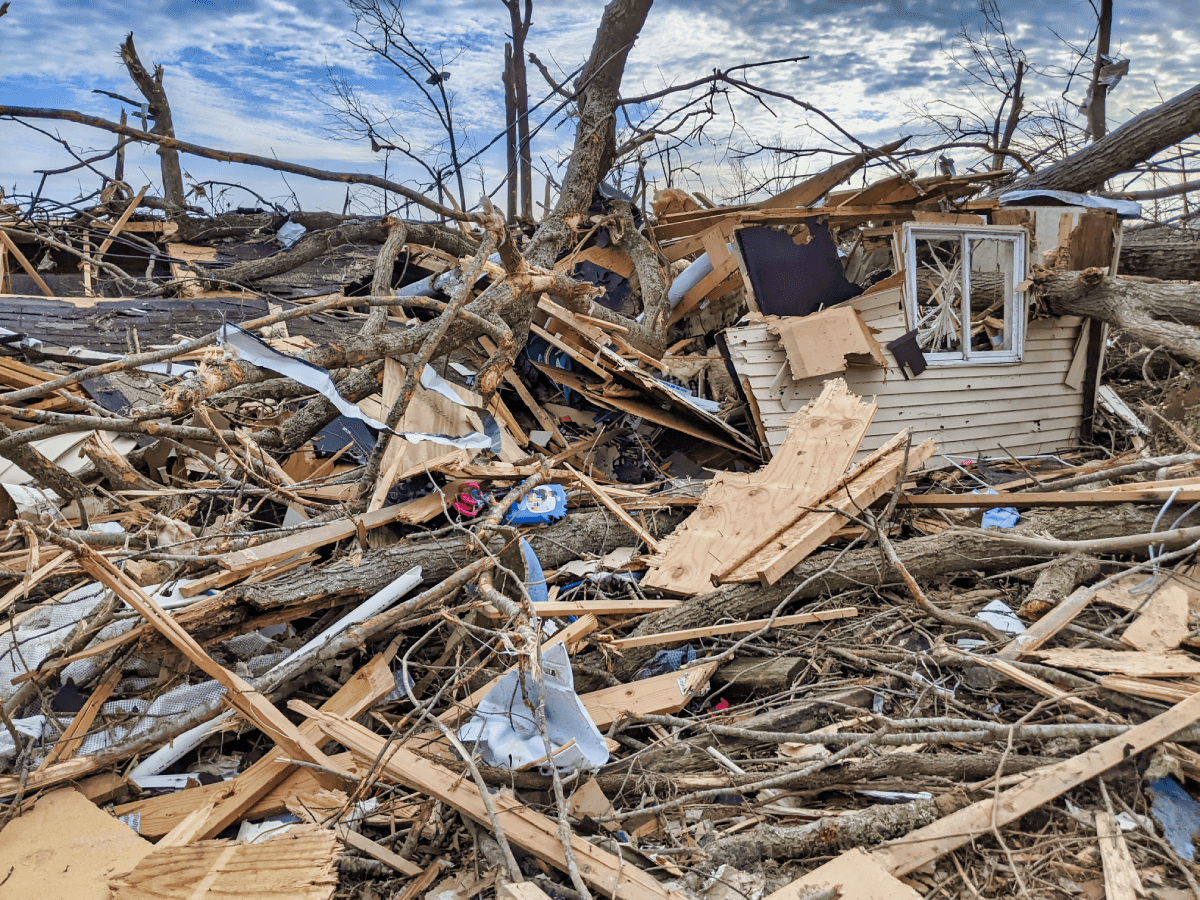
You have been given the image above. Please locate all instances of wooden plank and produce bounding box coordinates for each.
[899,489,1200,508]
[565,462,662,552]
[0,229,54,296]
[998,585,1096,659]
[158,655,394,845]
[1034,648,1200,678]
[643,380,875,595]
[869,680,1200,876]
[304,706,689,900]
[581,661,718,729]
[93,184,149,263]
[605,608,859,651]
[37,664,123,768]
[1098,675,1199,704]
[109,824,339,900]
[73,543,344,780]
[959,652,1118,721]
[335,825,422,877]
[721,435,936,585]
[479,335,568,448]
[1095,811,1144,900]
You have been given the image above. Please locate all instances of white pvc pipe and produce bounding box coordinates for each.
[130,566,423,783]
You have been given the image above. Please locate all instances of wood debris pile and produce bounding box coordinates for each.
[6,162,1200,900]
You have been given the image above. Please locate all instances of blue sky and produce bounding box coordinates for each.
[1,0,1196,215]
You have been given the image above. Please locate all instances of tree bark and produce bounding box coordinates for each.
[1086,0,1114,142]
[1037,267,1200,363]
[119,34,186,214]
[1006,81,1200,193]
[526,0,654,268]
[234,507,685,611]
[1118,226,1200,281]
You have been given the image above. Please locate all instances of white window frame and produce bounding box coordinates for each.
[902,223,1028,366]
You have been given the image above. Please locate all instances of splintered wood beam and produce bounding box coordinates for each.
[604,608,859,650]
[565,462,662,552]
[0,230,54,297]
[71,541,345,780]
[36,664,122,769]
[867,682,1200,877]
[302,705,689,900]
[158,655,395,845]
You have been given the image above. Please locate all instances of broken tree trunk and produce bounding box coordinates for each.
[1118,226,1200,281]
[120,34,186,214]
[1007,81,1200,193]
[1036,267,1200,364]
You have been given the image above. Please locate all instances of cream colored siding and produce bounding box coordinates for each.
[726,285,1087,462]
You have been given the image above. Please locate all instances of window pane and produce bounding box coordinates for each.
[913,236,963,353]
[967,238,1015,354]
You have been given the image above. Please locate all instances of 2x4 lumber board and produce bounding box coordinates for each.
[867,680,1200,877]
[74,543,343,779]
[529,322,610,379]
[566,462,662,552]
[307,708,689,900]
[93,184,149,263]
[217,502,424,572]
[160,654,395,845]
[899,489,1200,508]
[479,334,567,448]
[604,607,858,650]
[998,585,1092,659]
[109,824,339,900]
[1096,810,1144,900]
[643,380,875,595]
[720,435,936,585]
[37,665,122,769]
[0,229,54,296]
[1033,648,1200,678]
[582,661,718,729]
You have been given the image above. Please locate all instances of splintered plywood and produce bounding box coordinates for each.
[643,379,875,595]
[766,306,885,380]
[719,433,936,585]
[109,825,339,900]
[1122,583,1191,652]
[0,787,153,900]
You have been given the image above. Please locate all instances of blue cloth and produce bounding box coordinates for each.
[636,644,697,680]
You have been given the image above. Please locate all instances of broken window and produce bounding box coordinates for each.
[902,224,1027,364]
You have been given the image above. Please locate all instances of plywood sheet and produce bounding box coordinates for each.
[0,787,152,900]
[643,379,874,595]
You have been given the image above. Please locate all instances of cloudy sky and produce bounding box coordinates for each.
[0,0,1195,215]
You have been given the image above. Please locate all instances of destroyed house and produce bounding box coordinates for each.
[714,197,1128,465]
